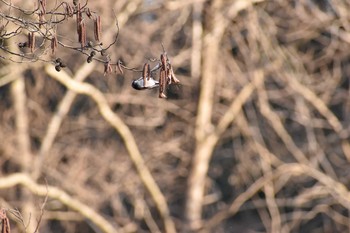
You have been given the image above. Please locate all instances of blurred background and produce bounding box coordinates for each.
[1,0,350,232]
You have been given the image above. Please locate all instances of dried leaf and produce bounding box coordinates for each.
[168,64,180,84]
[104,61,112,76]
[116,60,124,74]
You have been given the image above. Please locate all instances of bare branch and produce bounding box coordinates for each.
[0,174,119,233]
[45,65,177,233]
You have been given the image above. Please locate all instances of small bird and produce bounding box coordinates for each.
[132,76,159,90]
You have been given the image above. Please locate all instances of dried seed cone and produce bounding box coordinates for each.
[55,65,61,72]
[159,92,167,98]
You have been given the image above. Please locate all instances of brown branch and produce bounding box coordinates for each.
[10,67,36,233]
[201,163,350,232]
[257,77,309,164]
[186,0,226,225]
[186,70,263,230]
[0,173,119,233]
[45,65,177,233]
[33,182,48,233]
[287,74,350,162]
[32,62,96,179]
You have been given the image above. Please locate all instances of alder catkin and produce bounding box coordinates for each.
[39,11,44,28]
[159,70,167,98]
[80,21,86,47]
[27,32,31,48]
[2,213,11,233]
[147,63,151,80]
[28,32,35,52]
[51,34,58,54]
[66,4,73,17]
[94,15,101,42]
[76,3,82,38]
